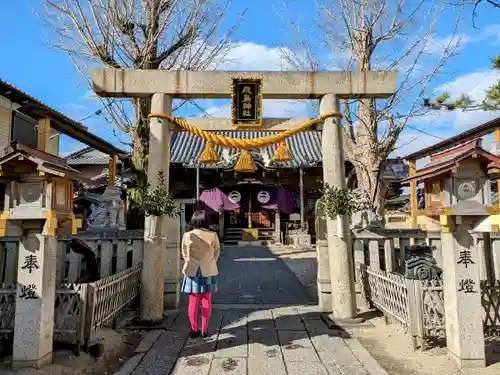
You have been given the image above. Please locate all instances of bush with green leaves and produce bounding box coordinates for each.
[134,170,179,217]
[319,184,372,219]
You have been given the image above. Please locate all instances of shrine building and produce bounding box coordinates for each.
[168,133,407,244]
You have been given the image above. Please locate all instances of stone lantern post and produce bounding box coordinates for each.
[0,142,82,369]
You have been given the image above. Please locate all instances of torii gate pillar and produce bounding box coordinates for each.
[320,94,357,320]
[141,93,177,322]
[92,69,398,322]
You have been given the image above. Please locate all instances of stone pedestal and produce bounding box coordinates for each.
[320,94,357,320]
[12,229,57,369]
[441,225,485,368]
[316,240,332,312]
[275,210,281,243]
[140,93,173,323]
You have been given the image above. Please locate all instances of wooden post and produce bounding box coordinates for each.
[409,159,417,226]
[37,118,50,152]
[409,158,417,245]
[196,163,200,202]
[108,155,117,187]
[37,118,59,155]
[495,129,500,205]
[299,167,305,231]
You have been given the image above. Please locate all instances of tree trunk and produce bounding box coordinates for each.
[354,162,386,217]
[130,97,152,193]
[350,98,386,217]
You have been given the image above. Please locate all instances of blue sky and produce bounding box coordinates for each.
[0,1,499,157]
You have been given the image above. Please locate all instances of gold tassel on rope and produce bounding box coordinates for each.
[199,142,219,164]
[234,151,257,173]
[273,140,291,162]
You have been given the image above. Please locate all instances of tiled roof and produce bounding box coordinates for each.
[171,130,323,169]
[63,132,408,181]
[170,130,408,180]
[0,79,127,156]
[403,116,500,160]
[0,142,84,181]
[401,141,500,183]
[65,146,122,165]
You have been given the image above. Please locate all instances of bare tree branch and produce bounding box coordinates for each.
[38,0,245,205]
[277,0,464,215]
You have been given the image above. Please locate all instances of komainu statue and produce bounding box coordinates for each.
[350,188,384,229]
[86,187,126,230]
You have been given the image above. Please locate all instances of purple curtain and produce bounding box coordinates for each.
[259,186,296,213]
[200,186,296,214]
[199,188,241,213]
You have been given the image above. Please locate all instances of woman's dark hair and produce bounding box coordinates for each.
[190,210,207,229]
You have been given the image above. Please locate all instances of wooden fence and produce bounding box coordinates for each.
[0,265,141,349]
[353,228,500,351]
[84,265,141,347]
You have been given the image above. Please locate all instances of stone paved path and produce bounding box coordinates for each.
[181,246,314,306]
[120,246,384,375]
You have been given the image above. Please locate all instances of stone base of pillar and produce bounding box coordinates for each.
[327,314,367,327]
[12,352,52,370]
[317,241,332,312]
[163,280,180,309]
[448,351,486,369]
[318,291,332,312]
[140,239,165,323]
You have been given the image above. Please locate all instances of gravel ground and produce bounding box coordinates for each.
[0,328,144,375]
[268,245,500,375]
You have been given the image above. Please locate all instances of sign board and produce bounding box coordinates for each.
[231,77,262,127]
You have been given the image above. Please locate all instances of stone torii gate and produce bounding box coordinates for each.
[92,69,398,324]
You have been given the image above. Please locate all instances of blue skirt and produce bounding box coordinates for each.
[181,268,219,294]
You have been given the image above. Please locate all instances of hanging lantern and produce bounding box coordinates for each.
[273,140,291,162]
[199,142,219,164]
[234,150,257,173]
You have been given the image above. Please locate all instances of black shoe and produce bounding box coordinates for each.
[190,330,201,338]
[201,331,208,338]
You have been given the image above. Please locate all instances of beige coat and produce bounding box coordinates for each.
[181,228,220,277]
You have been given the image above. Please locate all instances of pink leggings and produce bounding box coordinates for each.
[188,292,212,332]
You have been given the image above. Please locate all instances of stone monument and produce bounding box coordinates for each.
[0,142,82,369]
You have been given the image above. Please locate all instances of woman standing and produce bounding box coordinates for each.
[181,210,220,338]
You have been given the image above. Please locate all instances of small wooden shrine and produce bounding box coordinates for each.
[402,138,500,230]
[0,141,84,236]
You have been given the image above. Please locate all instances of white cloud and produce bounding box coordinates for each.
[432,69,500,128]
[423,33,471,55]
[197,42,314,118]
[434,69,500,102]
[474,24,500,44]
[215,42,291,71]
[205,99,315,118]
